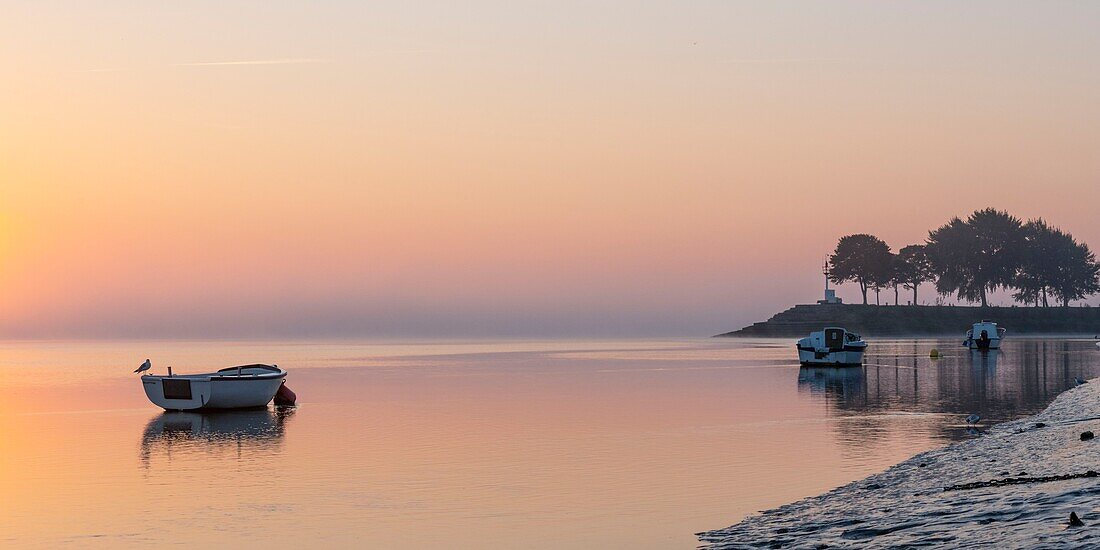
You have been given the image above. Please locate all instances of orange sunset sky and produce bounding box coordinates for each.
[3,2,1100,338]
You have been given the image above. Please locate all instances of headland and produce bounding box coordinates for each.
[719,303,1100,337]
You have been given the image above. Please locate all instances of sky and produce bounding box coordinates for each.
[2,1,1100,338]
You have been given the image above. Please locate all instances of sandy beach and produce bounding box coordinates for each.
[700,377,1100,548]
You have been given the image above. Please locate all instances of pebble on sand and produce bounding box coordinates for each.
[1081,431,1094,441]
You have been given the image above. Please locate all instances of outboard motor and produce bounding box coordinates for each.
[976,329,991,350]
[274,382,297,406]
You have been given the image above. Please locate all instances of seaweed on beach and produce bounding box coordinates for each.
[943,471,1099,492]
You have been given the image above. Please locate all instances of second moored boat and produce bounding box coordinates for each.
[797,327,867,367]
[964,321,1006,350]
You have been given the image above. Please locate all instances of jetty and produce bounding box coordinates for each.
[719,303,1100,337]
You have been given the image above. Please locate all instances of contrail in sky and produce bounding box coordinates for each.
[718,57,846,64]
[175,58,334,66]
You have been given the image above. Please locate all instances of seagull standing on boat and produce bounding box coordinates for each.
[134,359,151,374]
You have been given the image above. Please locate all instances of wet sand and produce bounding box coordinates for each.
[700,378,1100,548]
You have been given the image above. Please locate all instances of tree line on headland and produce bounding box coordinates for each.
[830,208,1100,307]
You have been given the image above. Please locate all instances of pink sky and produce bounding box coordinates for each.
[2,2,1100,337]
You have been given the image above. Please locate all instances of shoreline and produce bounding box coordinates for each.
[698,379,1100,547]
[719,303,1100,338]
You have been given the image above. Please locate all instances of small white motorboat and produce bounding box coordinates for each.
[140,364,291,411]
[797,327,867,367]
[964,321,1005,350]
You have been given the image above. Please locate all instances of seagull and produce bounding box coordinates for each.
[134,359,151,374]
[966,414,981,425]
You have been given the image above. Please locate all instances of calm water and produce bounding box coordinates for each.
[0,338,1096,548]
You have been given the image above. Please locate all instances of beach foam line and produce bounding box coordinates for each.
[698,379,1100,548]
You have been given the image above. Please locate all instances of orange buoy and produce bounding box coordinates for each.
[274,383,297,406]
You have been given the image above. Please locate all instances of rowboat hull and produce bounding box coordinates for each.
[141,365,287,411]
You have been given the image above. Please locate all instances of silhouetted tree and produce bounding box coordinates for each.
[873,277,885,305]
[1014,219,1059,307]
[871,257,892,305]
[829,234,892,305]
[1010,219,1099,307]
[1050,236,1100,307]
[890,252,902,305]
[894,244,933,305]
[925,208,1025,307]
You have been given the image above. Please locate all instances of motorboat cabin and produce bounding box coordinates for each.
[796,327,867,367]
[964,321,1005,350]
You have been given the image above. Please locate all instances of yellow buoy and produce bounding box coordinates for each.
[930,348,940,359]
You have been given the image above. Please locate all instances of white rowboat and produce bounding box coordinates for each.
[141,364,287,411]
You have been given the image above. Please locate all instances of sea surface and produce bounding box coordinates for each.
[0,338,1096,548]
[701,371,1100,547]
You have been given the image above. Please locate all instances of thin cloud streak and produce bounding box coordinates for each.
[718,57,846,64]
[175,58,334,67]
[80,52,441,73]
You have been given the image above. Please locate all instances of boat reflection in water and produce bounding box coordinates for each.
[140,407,296,467]
[968,348,1000,374]
[797,367,865,400]
[795,340,1095,442]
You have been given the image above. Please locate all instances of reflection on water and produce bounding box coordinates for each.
[139,407,296,467]
[798,340,1097,440]
[798,366,865,399]
[1,338,1098,549]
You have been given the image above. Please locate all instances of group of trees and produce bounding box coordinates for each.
[830,235,933,306]
[829,208,1100,307]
